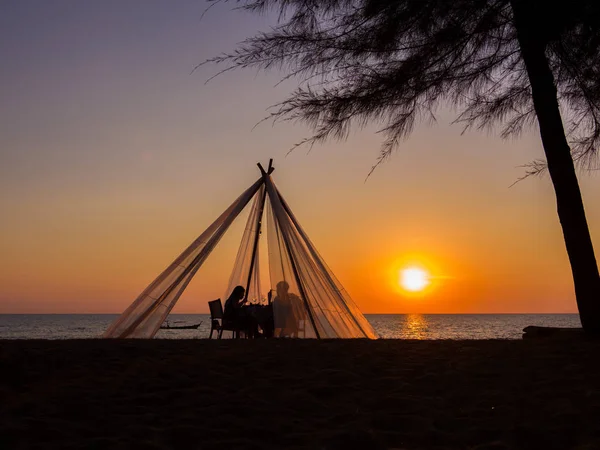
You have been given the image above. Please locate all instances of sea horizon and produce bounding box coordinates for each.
[0,312,581,315]
[0,313,581,340]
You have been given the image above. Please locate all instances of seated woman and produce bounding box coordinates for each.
[223,285,258,338]
[223,285,246,323]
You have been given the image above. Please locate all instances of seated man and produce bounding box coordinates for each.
[272,281,305,338]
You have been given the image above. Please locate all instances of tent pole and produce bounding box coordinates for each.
[243,185,267,302]
[264,175,321,339]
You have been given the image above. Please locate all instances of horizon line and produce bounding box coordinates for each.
[0,312,580,315]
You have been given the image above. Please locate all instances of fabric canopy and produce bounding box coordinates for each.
[103,164,377,339]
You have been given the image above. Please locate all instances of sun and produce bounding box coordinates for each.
[399,267,430,292]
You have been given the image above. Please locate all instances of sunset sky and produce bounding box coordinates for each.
[1,0,599,315]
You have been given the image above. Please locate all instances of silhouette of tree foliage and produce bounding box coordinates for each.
[206,0,599,169]
[204,0,600,332]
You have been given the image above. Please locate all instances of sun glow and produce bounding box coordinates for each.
[400,267,430,292]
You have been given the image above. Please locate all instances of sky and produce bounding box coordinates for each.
[1,0,599,315]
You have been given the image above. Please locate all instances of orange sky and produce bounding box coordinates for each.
[1,2,599,314]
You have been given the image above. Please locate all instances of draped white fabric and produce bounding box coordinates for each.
[103,168,377,339]
[264,176,377,339]
[103,178,263,338]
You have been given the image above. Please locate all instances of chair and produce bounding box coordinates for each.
[208,299,241,339]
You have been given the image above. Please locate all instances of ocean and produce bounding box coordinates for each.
[0,314,580,340]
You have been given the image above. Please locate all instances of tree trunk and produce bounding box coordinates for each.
[511,0,600,334]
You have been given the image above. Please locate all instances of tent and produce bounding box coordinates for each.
[103,161,377,339]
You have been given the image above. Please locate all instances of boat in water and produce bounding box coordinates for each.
[160,321,202,330]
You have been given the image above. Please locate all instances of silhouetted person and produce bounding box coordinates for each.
[223,285,260,338]
[223,285,246,323]
[272,281,304,337]
[223,286,248,336]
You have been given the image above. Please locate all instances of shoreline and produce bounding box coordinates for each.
[1,339,599,449]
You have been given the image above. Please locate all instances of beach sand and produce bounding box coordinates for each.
[1,338,600,450]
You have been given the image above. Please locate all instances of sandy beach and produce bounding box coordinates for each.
[1,338,600,449]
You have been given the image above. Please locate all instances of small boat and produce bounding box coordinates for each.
[160,321,202,330]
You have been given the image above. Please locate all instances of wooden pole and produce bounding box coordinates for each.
[244,185,267,303]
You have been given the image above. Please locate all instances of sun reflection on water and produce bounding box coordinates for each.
[405,314,428,339]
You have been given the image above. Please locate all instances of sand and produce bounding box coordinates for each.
[1,338,600,450]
